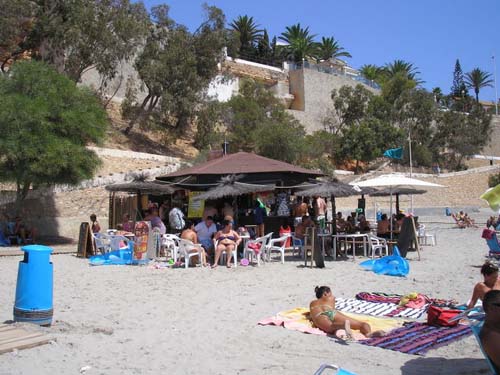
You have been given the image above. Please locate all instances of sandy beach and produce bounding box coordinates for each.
[0,209,495,375]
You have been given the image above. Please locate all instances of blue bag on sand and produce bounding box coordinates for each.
[360,247,409,277]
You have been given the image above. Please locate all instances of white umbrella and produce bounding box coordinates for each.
[351,174,444,238]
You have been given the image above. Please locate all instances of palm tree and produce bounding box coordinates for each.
[465,68,494,102]
[279,23,317,62]
[316,36,351,62]
[229,15,262,56]
[383,59,422,84]
[359,64,383,83]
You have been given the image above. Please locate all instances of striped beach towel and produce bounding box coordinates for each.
[335,298,427,319]
[359,322,472,355]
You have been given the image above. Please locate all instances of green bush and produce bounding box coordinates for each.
[488,172,500,188]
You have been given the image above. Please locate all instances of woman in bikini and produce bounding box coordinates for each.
[467,262,500,309]
[310,286,384,339]
[212,219,241,268]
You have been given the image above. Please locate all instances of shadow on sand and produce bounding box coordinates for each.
[401,357,490,375]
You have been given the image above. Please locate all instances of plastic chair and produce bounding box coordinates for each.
[214,239,238,267]
[265,234,291,264]
[417,224,436,246]
[313,364,358,375]
[162,234,181,262]
[288,233,305,258]
[368,234,388,258]
[92,233,112,254]
[243,232,273,266]
[178,239,204,268]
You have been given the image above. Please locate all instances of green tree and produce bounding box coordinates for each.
[325,84,374,134]
[279,23,317,62]
[0,61,107,209]
[465,68,494,102]
[27,0,149,85]
[0,0,36,72]
[450,59,468,100]
[256,29,273,63]
[381,72,417,105]
[383,59,422,85]
[123,4,226,135]
[229,15,262,57]
[316,36,351,62]
[359,64,383,84]
[433,105,492,169]
[432,87,444,105]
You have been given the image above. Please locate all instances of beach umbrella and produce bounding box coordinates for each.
[480,184,500,212]
[352,174,444,238]
[296,178,359,234]
[370,187,427,214]
[193,175,274,201]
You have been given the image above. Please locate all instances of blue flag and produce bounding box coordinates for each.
[383,147,403,159]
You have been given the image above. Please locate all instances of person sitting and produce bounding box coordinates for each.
[90,214,101,233]
[467,262,500,309]
[357,214,370,232]
[122,213,134,233]
[463,213,478,228]
[480,290,500,373]
[146,208,166,235]
[195,216,217,261]
[310,286,384,338]
[377,214,390,238]
[335,212,347,232]
[212,219,241,268]
[14,216,37,244]
[181,220,208,267]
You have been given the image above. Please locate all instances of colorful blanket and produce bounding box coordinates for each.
[335,298,427,319]
[359,322,472,355]
[356,292,458,308]
[258,307,403,336]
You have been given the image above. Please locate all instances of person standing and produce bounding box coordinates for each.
[254,197,267,238]
[315,196,327,230]
[90,214,101,233]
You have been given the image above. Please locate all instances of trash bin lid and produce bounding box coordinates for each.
[21,245,53,254]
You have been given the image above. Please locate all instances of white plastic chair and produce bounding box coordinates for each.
[417,224,436,246]
[214,239,238,267]
[92,233,112,254]
[162,234,181,261]
[178,239,204,268]
[368,234,388,258]
[265,234,291,264]
[243,232,273,266]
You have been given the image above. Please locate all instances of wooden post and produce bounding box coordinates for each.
[410,216,421,260]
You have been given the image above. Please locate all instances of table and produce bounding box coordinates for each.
[332,233,369,260]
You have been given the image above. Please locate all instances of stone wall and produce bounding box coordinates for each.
[287,68,379,133]
[482,115,500,157]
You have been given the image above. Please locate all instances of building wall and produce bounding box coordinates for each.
[482,115,500,156]
[287,68,379,133]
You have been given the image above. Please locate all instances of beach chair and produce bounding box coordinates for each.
[288,232,305,258]
[178,239,204,268]
[243,232,272,266]
[161,234,181,262]
[482,229,500,259]
[92,233,112,254]
[214,238,238,268]
[313,363,358,375]
[368,234,388,258]
[265,234,291,264]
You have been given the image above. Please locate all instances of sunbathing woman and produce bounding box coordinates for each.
[467,262,500,309]
[212,219,241,268]
[310,286,384,339]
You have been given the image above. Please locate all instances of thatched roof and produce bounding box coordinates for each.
[296,179,359,198]
[193,175,274,201]
[105,181,176,195]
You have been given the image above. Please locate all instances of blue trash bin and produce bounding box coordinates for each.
[445,207,451,216]
[13,245,53,325]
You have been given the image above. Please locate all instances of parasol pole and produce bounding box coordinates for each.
[390,189,394,240]
[408,126,414,214]
[331,194,337,235]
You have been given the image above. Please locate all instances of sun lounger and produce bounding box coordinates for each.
[313,364,358,375]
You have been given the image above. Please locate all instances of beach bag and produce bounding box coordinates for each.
[427,305,461,327]
[247,242,262,254]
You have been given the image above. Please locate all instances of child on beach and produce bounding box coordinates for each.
[467,262,500,309]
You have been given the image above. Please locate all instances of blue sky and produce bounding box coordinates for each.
[144,0,500,102]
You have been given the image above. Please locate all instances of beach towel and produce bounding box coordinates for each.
[258,307,402,336]
[359,322,472,355]
[356,292,458,308]
[336,298,428,319]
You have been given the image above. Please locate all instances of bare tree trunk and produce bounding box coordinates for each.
[123,94,152,135]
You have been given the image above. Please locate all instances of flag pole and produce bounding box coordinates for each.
[494,55,499,116]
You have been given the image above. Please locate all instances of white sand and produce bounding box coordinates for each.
[0,211,495,375]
